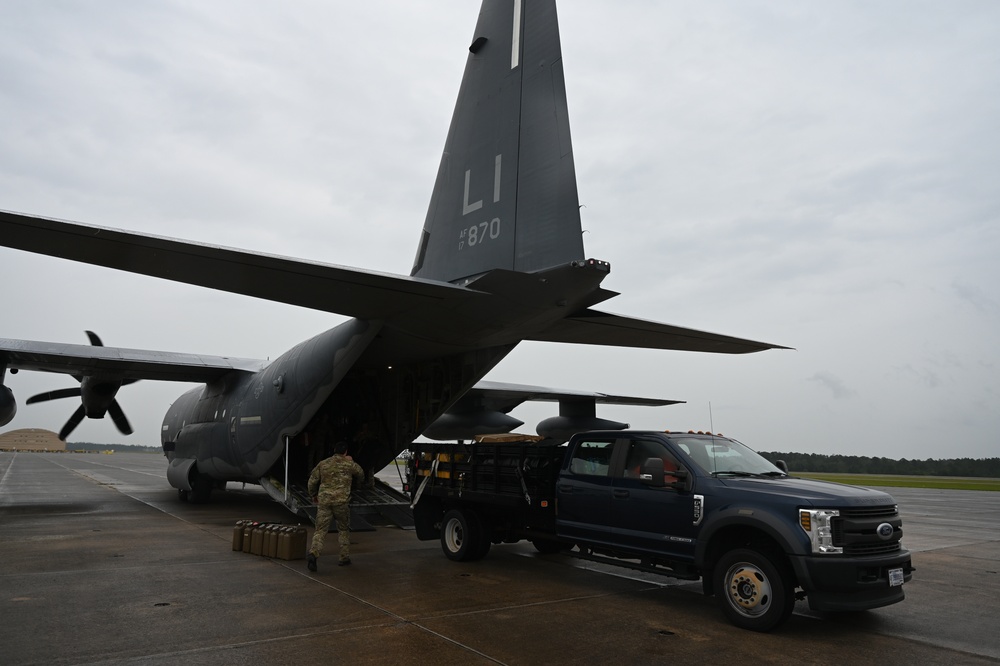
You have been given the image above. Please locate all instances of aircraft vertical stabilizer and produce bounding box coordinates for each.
[411,0,584,284]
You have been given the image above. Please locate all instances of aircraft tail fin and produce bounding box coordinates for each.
[411,0,584,283]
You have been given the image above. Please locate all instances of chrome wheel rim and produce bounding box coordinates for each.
[724,562,773,618]
[444,518,464,553]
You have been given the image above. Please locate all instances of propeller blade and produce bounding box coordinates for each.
[59,405,86,441]
[107,400,133,435]
[28,332,138,437]
[26,387,82,404]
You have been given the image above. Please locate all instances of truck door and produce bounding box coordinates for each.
[610,437,697,561]
[556,437,618,545]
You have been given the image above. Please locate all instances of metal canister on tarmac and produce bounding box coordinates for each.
[242,522,258,553]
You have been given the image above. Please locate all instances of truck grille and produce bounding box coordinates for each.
[839,505,899,520]
[832,505,903,556]
[844,541,903,556]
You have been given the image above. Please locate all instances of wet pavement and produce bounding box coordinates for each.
[1,452,998,665]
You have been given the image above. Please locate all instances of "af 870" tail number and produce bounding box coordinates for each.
[459,217,501,250]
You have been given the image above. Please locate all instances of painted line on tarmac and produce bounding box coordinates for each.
[38,455,509,664]
[55,454,167,479]
[38,454,510,663]
[0,451,15,493]
[282,561,509,666]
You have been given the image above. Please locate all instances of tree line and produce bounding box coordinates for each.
[758,452,1000,478]
[69,442,161,453]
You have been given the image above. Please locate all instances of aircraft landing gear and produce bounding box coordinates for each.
[177,467,216,504]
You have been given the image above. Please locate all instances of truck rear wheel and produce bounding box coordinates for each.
[441,509,481,562]
[715,547,794,632]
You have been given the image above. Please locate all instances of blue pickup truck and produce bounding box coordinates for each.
[407,430,914,631]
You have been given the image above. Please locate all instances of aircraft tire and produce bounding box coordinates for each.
[440,508,481,562]
[715,547,794,632]
[189,469,213,504]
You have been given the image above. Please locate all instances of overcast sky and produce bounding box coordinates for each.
[2,1,998,460]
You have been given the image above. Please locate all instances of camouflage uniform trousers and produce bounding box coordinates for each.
[311,501,351,561]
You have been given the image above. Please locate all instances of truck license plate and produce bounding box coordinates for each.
[888,567,904,587]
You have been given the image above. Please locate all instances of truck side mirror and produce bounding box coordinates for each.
[775,460,789,474]
[639,458,666,487]
[666,468,690,491]
[640,458,690,490]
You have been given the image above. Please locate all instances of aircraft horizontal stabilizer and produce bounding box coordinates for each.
[0,337,265,382]
[0,210,475,320]
[529,309,791,354]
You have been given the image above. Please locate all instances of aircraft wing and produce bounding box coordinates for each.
[0,338,265,382]
[528,308,792,354]
[0,210,476,320]
[469,380,681,412]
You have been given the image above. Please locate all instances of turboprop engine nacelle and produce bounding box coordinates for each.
[423,410,524,441]
[1,365,15,426]
[536,415,628,443]
[1,384,15,426]
[535,397,629,443]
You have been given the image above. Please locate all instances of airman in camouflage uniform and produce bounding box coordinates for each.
[307,441,364,571]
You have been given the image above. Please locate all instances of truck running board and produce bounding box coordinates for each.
[568,547,701,581]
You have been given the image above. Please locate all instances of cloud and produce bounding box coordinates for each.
[807,372,857,400]
[952,281,1000,317]
[890,364,943,390]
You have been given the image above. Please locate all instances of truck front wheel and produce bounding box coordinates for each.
[441,509,481,562]
[715,547,794,632]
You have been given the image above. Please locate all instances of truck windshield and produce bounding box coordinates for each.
[670,436,785,477]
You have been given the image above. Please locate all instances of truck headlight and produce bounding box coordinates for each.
[799,509,842,554]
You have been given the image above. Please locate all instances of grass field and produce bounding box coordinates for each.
[795,472,1000,491]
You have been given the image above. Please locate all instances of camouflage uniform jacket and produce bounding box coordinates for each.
[308,454,364,505]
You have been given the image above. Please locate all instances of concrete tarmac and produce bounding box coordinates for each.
[1,452,998,665]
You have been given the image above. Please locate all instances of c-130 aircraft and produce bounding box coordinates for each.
[0,0,785,511]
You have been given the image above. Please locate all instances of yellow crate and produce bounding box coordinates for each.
[415,468,452,479]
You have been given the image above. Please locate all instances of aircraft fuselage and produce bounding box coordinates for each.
[159,315,517,498]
